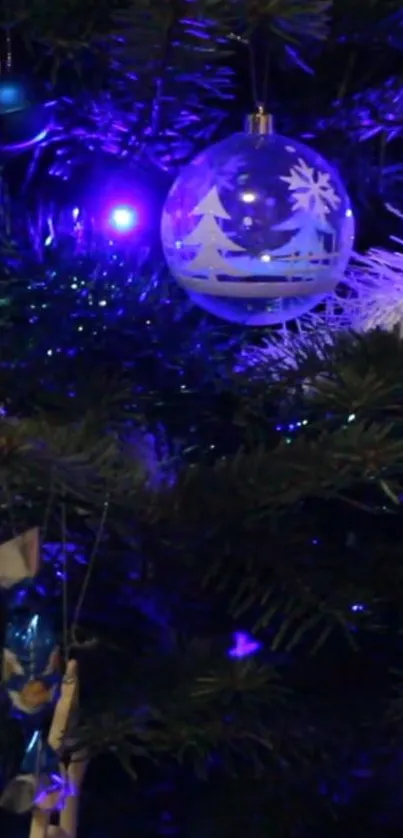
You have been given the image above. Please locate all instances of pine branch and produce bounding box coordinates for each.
[70,653,308,775]
[109,0,236,168]
[242,0,332,43]
[3,330,403,660]
[0,414,148,525]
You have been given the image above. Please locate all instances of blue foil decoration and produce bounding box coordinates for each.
[3,609,60,717]
[0,733,62,813]
[21,731,59,776]
[0,579,62,812]
[0,731,62,814]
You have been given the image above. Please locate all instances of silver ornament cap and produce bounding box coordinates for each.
[245,105,274,136]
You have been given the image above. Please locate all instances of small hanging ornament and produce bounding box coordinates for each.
[0,75,49,152]
[0,530,60,721]
[161,108,355,326]
[0,31,49,153]
[0,530,62,814]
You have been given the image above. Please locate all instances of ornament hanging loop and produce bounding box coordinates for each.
[245,105,274,136]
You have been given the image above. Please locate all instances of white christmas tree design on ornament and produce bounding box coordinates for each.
[181,186,246,281]
[175,157,343,297]
[249,156,341,279]
[269,209,336,274]
[230,205,336,279]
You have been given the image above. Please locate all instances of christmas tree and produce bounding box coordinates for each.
[1,2,403,837]
[181,187,246,279]
[271,209,335,269]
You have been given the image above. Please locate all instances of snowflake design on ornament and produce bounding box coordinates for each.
[280,157,341,222]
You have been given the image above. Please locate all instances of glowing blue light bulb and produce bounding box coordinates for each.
[0,82,27,113]
[110,206,138,232]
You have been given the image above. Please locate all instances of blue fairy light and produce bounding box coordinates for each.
[110,206,138,233]
[0,81,28,112]
[228,631,262,659]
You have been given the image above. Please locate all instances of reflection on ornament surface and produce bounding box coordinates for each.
[161,132,355,325]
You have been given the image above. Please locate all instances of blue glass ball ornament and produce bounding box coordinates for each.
[0,76,48,152]
[161,128,355,326]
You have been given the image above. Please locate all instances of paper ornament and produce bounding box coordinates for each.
[0,529,40,589]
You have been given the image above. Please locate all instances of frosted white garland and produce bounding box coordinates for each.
[350,246,403,334]
[348,202,403,333]
[242,200,403,370]
[240,269,364,373]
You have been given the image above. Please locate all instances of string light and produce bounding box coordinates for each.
[229,631,262,658]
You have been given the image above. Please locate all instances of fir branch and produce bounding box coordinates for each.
[71,654,304,776]
[246,0,332,43]
[0,414,147,518]
[109,0,236,167]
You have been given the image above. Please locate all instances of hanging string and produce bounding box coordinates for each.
[42,470,56,543]
[69,495,109,653]
[248,33,271,112]
[33,732,43,797]
[262,46,270,111]
[1,477,17,536]
[248,38,259,110]
[61,503,69,667]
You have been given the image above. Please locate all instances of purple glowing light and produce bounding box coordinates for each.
[109,205,138,233]
[0,127,48,152]
[34,773,75,811]
[229,631,262,659]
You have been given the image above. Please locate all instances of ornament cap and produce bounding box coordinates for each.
[245,106,274,136]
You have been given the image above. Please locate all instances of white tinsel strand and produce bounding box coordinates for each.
[240,273,363,375]
[347,202,403,334]
[351,247,403,334]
